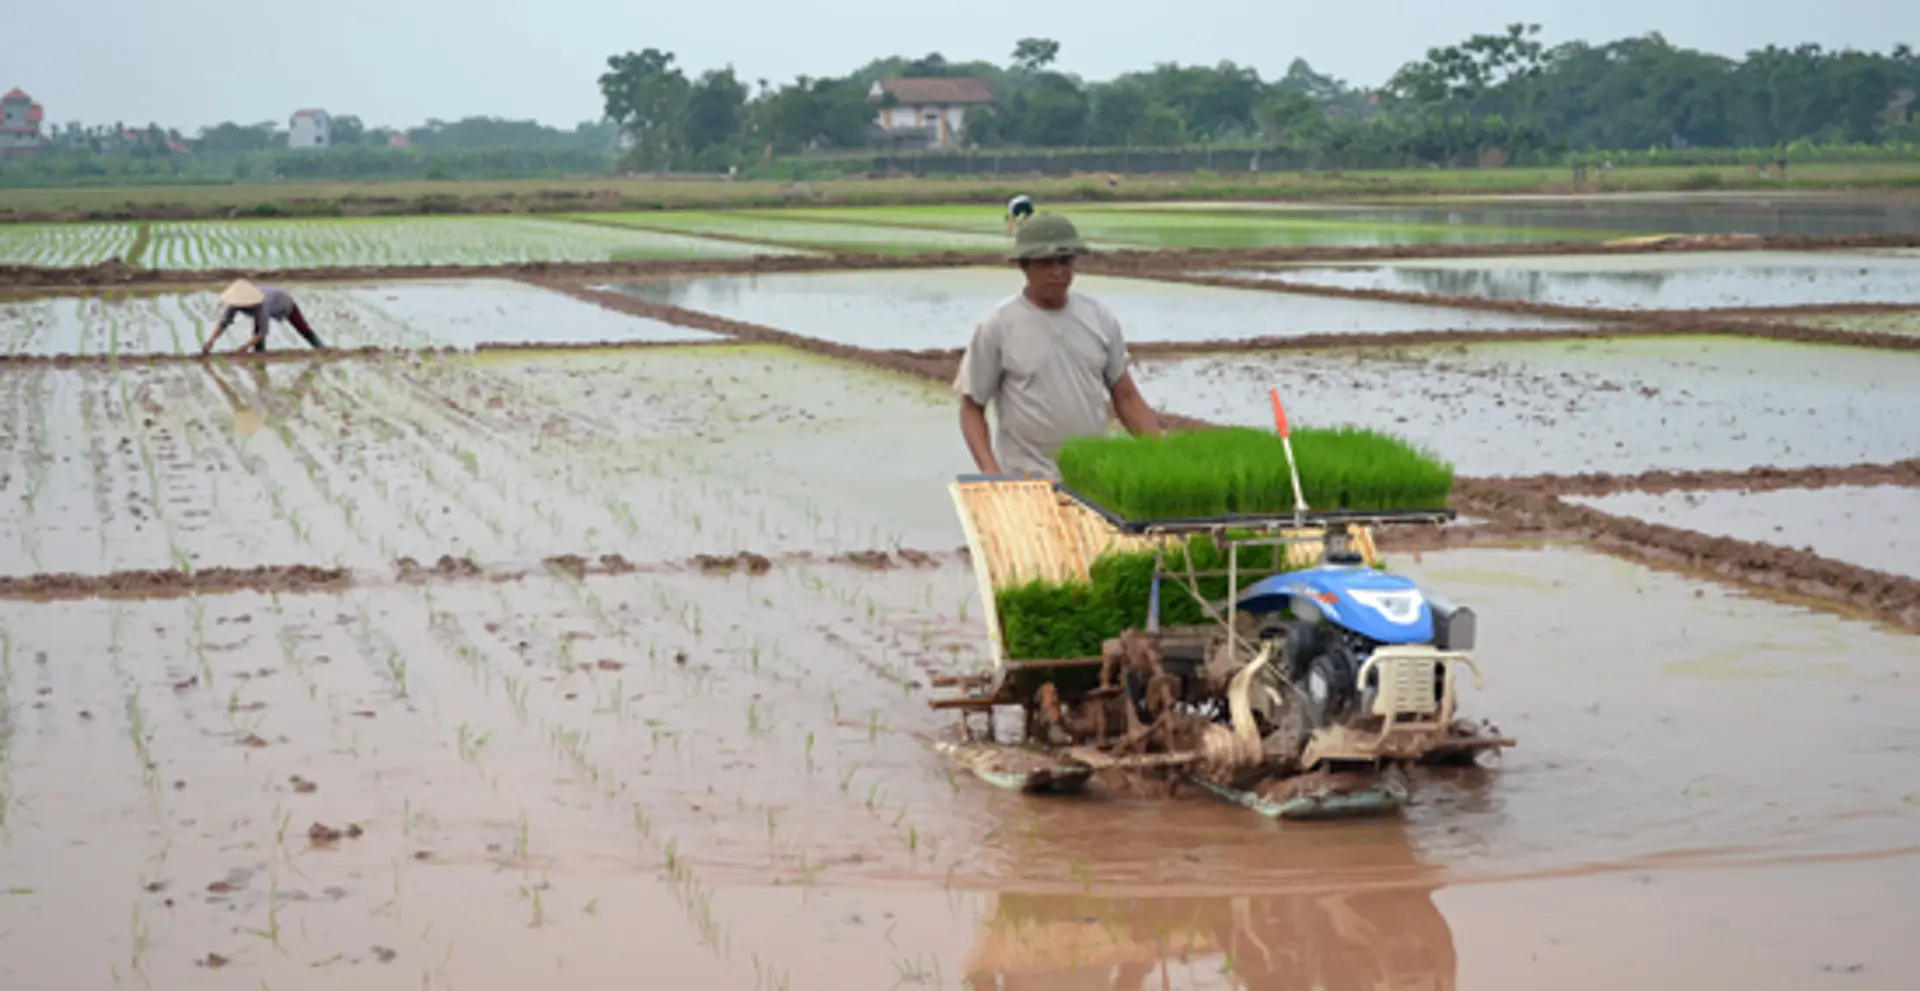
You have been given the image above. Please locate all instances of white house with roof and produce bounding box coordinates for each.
[0,87,46,159]
[289,108,332,149]
[867,77,996,150]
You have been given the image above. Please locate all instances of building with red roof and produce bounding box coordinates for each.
[1,87,46,158]
[289,108,332,149]
[867,77,996,151]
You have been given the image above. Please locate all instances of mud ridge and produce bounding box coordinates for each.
[386,547,971,586]
[885,318,1907,362]
[0,345,464,368]
[1142,271,1920,349]
[1487,459,1920,497]
[3,231,1917,291]
[0,251,1001,292]
[533,547,965,580]
[0,564,352,601]
[523,278,971,384]
[1372,520,1580,552]
[1455,479,1920,633]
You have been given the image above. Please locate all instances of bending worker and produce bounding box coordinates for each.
[957,212,1162,479]
[202,279,325,355]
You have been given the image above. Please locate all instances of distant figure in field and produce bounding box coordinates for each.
[202,279,325,355]
[1005,194,1035,232]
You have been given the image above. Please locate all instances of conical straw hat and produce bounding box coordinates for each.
[218,279,265,308]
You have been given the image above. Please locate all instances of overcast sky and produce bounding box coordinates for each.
[14,1,1918,133]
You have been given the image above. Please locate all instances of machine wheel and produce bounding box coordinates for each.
[1302,642,1361,726]
[1282,621,1322,682]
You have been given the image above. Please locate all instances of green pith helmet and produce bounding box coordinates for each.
[1009,213,1089,261]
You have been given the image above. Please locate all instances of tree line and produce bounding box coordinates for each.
[3,25,1916,188]
[600,27,1920,170]
[0,116,620,188]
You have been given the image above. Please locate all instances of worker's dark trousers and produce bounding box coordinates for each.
[252,305,324,352]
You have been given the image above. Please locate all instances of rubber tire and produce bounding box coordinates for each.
[1283,622,1321,683]
[1303,645,1360,726]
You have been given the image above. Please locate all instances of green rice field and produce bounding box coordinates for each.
[138,216,809,269]
[0,222,141,266]
[741,204,1623,248]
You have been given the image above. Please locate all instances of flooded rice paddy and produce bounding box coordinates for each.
[0,345,964,579]
[1219,250,1920,310]
[5,221,1920,989]
[1132,336,1920,477]
[1249,192,1920,239]
[1571,484,1920,580]
[0,282,723,356]
[611,268,1589,350]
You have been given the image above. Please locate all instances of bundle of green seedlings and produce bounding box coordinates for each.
[997,533,1290,661]
[1055,425,1453,521]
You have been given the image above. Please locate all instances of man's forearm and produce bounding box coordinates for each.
[959,399,1001,474]
[1116,392,1162,437]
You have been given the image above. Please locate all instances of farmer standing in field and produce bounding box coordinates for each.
[957,212,1163,479]
[201,279,325,355]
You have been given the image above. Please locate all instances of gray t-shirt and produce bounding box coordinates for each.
[215,284,296,331]
[956,291,1129,478]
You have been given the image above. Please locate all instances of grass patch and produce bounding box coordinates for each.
[1057,426,1453,522]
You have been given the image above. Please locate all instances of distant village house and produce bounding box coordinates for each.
[289,108,332,149]
[867,77,995,151]
[1,87,46,159]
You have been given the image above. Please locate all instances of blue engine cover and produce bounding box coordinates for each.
[1236,565,1435,644]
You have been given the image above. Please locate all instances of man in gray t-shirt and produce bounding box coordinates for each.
[957,213,1162,478]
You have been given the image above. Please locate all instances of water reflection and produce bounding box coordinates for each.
[962,883,1456,990]
[202,358,325,436]
[1295,199,1920,238]
[1260,260,1920,309]
[963,792,1457,990]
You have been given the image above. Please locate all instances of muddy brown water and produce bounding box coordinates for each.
[606,267,1589,351]
[1226,250,1920,310]
[1132,336,1920,477]
[1569,484,1920,580]
[3,542,1918,990]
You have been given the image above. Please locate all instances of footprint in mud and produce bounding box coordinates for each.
[206,867,254,897]
[308,822,365,847]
